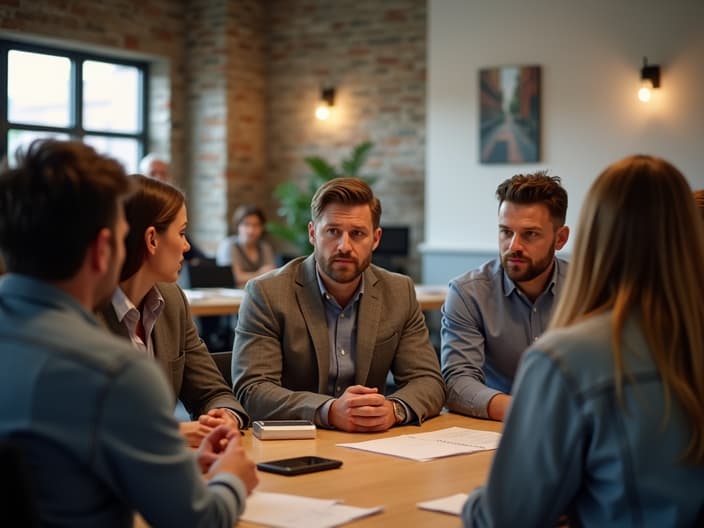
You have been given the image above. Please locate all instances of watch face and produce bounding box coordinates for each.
[393,400,406,423]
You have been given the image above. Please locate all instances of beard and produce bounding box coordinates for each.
[316,249,372,285]
[501,248,555,283]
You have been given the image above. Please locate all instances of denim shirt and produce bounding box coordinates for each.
[463,311,704,527]
[0,274,244,527]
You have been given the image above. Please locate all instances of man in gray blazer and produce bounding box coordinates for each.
[233,177,445,432]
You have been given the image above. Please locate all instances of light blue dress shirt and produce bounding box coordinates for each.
[441,257,568,418]
[463,311,704,527]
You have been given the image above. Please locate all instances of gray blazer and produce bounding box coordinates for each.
[232,255,446,423]
[100,281,248,426]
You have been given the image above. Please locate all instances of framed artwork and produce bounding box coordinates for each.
[479,65,541,163]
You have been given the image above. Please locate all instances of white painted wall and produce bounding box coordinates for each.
[426,0,704,253]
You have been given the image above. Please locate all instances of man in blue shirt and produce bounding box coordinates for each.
[0,140,257,527]
[441,172,569,421]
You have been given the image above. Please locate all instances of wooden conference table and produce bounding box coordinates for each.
[136,412,500,528]
[185,284,448,317]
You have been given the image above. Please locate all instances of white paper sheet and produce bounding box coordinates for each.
[240,491,383,528]
[417,493,468,515]
[337,427,501,461]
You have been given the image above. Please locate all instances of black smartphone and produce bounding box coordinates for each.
[256,455,343,476]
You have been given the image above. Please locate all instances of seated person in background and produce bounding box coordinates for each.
[442,173,569,421]
[463,155,704,527]
[99,174,249,447]
[215,204,276,288]
[693,189,704,219]
[232,177,445,432]
[140,152,207,262]
[0,139,257,526]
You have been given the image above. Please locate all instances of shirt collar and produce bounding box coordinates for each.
[0,273,100,326]
[111,285,165,323]
[315,266,365,309]
[502,256,560,298]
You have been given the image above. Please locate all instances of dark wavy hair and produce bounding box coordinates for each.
[120,174,185,281]
[496,171,568,226]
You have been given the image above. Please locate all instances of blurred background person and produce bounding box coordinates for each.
[99,174,249,447]
[463,155,704,526]
[216,204,276,288]
[139,152,170,182]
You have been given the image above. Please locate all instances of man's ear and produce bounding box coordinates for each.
[555,225,569,251]
[308,221,315,246]
[145,226,158,255]
[372,227,382,251]
[90,228,113,274]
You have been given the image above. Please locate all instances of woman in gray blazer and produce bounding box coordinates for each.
[100,175,248,447]
[463,155,704,526]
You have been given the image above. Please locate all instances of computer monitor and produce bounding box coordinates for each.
[373,226,409,272]
[375,226,409,256]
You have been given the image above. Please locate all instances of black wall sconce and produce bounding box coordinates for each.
[638,57,660,103]
[315,87,336,120]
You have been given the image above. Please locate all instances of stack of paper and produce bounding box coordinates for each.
[337,426,501,461]
[241,491,383,528]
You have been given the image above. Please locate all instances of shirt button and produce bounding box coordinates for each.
[340,348,345,356]
[532,308,537,313]
[336,385,341,392]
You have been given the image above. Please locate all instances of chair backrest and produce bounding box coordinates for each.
[210,350,233,387]
[0,439,38,527]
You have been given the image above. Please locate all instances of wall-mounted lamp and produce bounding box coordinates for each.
[638,57,660,103]
[315,87,335,120]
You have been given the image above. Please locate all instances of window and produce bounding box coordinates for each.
[0,40,148,172]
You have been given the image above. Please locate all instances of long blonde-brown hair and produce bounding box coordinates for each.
[551,154,704,464]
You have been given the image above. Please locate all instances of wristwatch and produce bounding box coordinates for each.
[391,399,407,425]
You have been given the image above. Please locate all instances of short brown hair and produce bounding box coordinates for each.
[496,171,568,225]
[232,204,266,230]
[0,139,129,280]
[120,174,185,281]
[311,177,381,228]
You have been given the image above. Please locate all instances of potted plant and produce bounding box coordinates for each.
[268,141,377,256]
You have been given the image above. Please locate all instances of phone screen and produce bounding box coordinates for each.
[256,456,342,476]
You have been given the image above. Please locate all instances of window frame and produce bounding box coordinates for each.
[0,39,150,167]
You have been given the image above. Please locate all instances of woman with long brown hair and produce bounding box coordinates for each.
[463,155,704,526]
[100,174,248,447]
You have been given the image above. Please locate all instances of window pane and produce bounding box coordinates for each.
[83,135,138,173]
[8,50,71,127]
[83,61,140,133]
[6,129,71,167]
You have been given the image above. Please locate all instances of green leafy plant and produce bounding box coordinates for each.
[268,141,377,255]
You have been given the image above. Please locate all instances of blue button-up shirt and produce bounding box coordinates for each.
[441,257,568,418]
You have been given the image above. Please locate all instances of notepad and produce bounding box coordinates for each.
[337,426,501,461]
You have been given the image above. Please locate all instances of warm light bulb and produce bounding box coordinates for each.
[638,85,652,103]
[315,104,331,120]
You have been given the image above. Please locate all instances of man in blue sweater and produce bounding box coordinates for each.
[0,139,257,527]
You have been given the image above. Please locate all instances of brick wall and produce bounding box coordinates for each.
[266,0,426,279]
[1,0,427,279]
